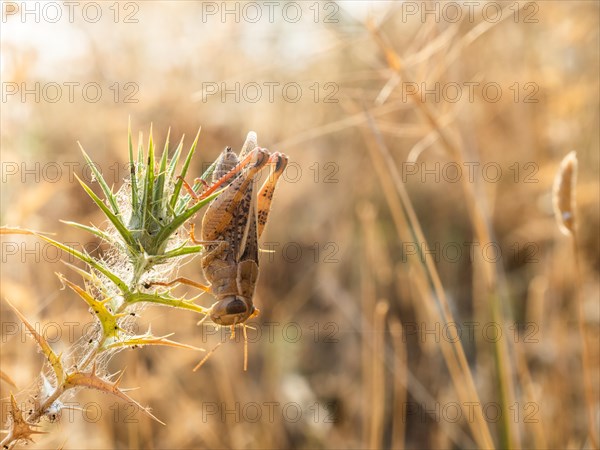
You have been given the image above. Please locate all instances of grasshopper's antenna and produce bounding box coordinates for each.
[196,314,209,326]
[193,340,223,372]
[229,319,249,371]
[242,324,249,372]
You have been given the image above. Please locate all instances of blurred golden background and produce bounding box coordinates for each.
[1,1,599,449]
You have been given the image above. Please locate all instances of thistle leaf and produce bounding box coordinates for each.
[0,227,128,293]
[60,220,122,249]
[0,227,52,236]
[58,275,124,340]
[142,127,156,232]
[65,365,165,425]
[128,118,139,212]
[149,243,204,263]
[0,370,17,388]
[104,330,204,352]
[152,128,171,220]
[157,187,222,245]
[5,300,64,385]
[43,233,129,294]
[171,127,201,212]
[166,135,185,184]
[1,393,47,447]
[78,143,120,215]
[75,174,137,250]
[137,131,144,171]
[126,292,210,315]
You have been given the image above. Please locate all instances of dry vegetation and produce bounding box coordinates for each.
[1,2,599,449]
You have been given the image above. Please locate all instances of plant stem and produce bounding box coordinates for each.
[573,232,599,450]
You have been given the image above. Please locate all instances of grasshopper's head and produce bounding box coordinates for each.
[209,296,259,326]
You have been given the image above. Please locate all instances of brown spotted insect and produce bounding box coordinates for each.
[150,132,287,369]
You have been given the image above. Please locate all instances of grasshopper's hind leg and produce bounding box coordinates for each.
[144,277,211,292]
[257,152,288,239]
[201,148,269,242]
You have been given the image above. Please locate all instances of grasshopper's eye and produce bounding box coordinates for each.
[225,298,248,315]
[209,296,253,326]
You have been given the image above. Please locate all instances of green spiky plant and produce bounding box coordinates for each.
[0,123,230,449]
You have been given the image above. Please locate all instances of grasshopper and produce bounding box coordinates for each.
[198,133,288,327]
[151,132,287,367]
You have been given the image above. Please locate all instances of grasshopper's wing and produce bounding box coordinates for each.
[236,131,260,264]
[239,132,258,160]
[235,185,260,299]
[201,150,261,243]
[233,173,259,266]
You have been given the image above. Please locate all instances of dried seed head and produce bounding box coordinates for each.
[552,151,578,236]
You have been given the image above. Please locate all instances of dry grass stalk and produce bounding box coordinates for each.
[552,151,598,450]
[358,203,377,446]
[356,107,495,449]
[370,300,389,450]
[514,342,548,449]
[389,318,407,450]
[366,19,522,449]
